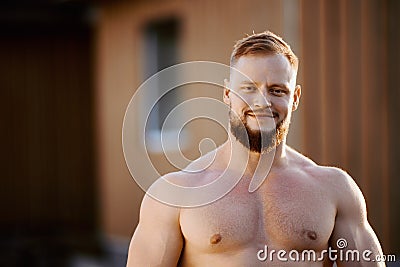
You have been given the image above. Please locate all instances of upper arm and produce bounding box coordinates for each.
[329,169,385,266]
[126,184,183,267]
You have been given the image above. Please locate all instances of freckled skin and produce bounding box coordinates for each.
[127,55,385,267]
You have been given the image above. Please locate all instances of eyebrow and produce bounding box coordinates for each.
[268,83,290,90]
[239,81,257,86]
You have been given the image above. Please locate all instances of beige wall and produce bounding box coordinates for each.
[96,0,302,240]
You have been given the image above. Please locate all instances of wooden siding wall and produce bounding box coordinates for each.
[301,0,400,252]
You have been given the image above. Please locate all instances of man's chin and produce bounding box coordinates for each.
[247,129,274,136]
[229,112,288,153]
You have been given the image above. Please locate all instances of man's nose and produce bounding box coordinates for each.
[254,89,272,108]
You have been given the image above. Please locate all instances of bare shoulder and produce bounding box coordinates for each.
[314,165,364,207]
[140,172,189,213]
[152,148,223,188]
[286,146,354,183]
[143,154,222,209]
[140,177,181,220]
[286,146,366,214]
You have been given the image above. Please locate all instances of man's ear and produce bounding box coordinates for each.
[292,85,301,111]
[223,78,231,105]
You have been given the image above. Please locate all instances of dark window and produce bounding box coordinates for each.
[144,18,181,132]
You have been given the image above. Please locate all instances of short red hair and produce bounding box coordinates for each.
[230,31,298,71]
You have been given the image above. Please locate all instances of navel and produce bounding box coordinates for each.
[210,233,222,244]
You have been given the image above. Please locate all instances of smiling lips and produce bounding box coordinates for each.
[246,112,277,119]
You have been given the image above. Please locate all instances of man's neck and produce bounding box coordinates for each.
[220,133,288,176]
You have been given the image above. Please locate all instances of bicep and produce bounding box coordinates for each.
[127,194,183,267]
[330,172,384,266]
[331,220,384,267]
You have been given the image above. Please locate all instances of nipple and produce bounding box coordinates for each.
[306,230,317,240]
[210,233,222,244]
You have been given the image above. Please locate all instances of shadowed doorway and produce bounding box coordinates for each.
[0,2,99,266]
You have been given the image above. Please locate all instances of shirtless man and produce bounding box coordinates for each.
[127,31,385,266]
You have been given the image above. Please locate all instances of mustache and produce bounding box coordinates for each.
[244,109,279,118]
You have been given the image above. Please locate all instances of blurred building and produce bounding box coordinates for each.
[1,0,399,266]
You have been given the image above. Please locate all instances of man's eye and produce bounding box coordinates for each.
[242,86,256,91]
[270,88,285,95]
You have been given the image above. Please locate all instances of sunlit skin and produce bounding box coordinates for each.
[127,54,385,267]
[226,54,299,133]
[225,54,299,155]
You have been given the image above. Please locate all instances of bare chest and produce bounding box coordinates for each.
[179,174,336,253]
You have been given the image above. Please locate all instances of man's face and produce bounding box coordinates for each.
[224,54,301,153]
